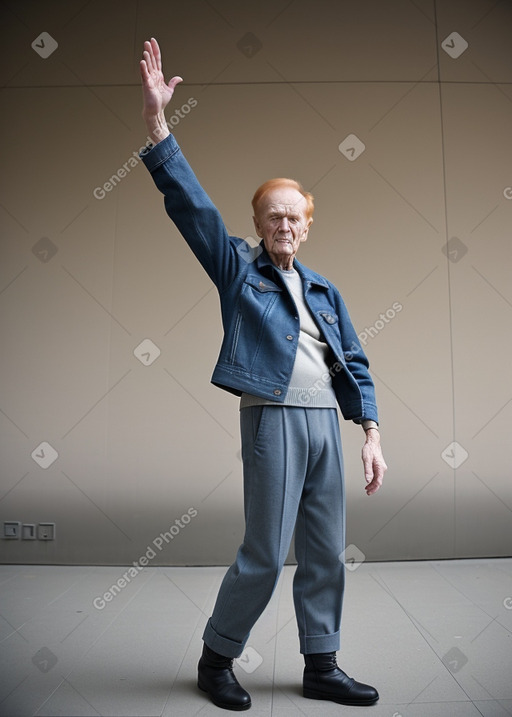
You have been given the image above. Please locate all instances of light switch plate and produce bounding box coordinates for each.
[3,521,21,539]
[37,523,56,540]
[22,524,37,540]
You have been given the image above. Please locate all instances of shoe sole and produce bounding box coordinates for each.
[303,687,379,706]
[198,680,252,711]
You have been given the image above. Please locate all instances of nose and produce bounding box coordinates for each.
[278,217,290,231]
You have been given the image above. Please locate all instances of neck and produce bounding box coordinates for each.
[269,254,295,271]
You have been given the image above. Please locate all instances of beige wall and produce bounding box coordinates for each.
[1,0,511,565]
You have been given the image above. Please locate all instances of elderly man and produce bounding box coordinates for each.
[140,38,387,712]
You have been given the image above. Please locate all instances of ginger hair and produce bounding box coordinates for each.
[251,178,314,221]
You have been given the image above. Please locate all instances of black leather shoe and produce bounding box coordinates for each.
[198,643,251,711]
[303,652,379,706]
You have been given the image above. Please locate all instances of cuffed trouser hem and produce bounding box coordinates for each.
[300,631,341,655]
[203,618,245,659]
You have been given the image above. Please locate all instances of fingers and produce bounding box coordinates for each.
[365,460,386,494]
[168,75,184,91]
[365,477,382,496]
[142,39,157,75]
[363,458,373,481]
[141,51,152,78]
[362,447,374,482]
[365,462,382,493]
[151,37,161,71]
[362,447,386,495]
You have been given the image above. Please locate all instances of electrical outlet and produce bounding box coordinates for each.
[3,521,21,539]
[37,523,56,540]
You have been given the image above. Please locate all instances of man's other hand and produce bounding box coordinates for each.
[362,429,387,495]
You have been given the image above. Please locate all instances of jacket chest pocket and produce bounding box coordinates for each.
[313,308,342,351]
[240,276,283,319]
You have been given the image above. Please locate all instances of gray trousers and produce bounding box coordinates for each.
[203,405,346,657]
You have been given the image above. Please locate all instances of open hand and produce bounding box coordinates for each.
[140,37,182,137]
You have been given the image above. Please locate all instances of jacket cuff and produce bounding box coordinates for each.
[353,404,379,425]
[140,133,179,172]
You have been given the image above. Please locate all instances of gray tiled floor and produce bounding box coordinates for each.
[0,560,511,716]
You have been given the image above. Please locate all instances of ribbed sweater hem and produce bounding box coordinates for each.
[240,387,337,409]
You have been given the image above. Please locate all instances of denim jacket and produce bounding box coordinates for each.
[142,134,378,424]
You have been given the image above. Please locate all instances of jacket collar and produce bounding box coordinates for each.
[255,245,330,290]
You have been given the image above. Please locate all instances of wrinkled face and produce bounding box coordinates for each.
[253,187,312,268]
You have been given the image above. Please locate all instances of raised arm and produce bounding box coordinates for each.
[140,37,183,145]
[139,38,244,292]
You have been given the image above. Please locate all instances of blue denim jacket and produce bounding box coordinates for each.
[142,135,378,424]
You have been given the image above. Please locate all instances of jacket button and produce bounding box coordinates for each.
[286,334,293,341]
[273,389,282,396]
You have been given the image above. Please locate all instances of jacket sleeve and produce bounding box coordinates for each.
[334,290,379,424]
[141,134,240,292]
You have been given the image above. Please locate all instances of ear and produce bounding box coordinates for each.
[301,217,313,243]
[252,215,263,238]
